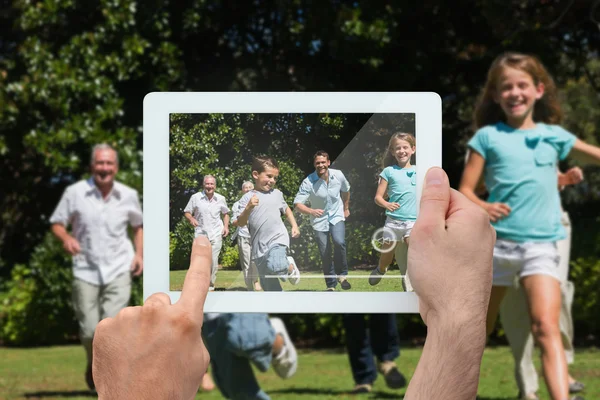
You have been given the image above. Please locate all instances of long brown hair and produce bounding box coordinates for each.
[381,133,416,169]
[472,52,563,130]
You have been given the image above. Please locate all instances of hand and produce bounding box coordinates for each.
[62,236,81,255]
[408,167,494,327]
[93,236,212,400]
[130,254,143,277]
[385,202,400,212]
[344,209,350,218]
[190,218,199,228]
[222,226,229,237]
[484,202,511,222]
[291,226,300,238]
[310,208,324,217]
[562,167,584,186]
[247,194,259,209]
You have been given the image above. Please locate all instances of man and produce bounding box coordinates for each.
[183,175,230,291]
[92,167,496,400]
[50,143,143,391]
[294,151,351,291]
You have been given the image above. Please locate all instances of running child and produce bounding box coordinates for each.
[369,132,417,292]
[231,181,262,291]
[237,156,301,291]
[459,51,600,400]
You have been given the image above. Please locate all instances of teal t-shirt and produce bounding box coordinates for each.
[468,122,576,243]
[380,165,417,221]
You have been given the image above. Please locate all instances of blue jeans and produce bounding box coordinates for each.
[254,244,289,292]
[202,313,275,400]
[314,221,348,289]
[342,314,400,385]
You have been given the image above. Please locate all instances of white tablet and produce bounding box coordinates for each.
[143,92,441,313]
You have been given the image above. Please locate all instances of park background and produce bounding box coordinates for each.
[1,0,599,399]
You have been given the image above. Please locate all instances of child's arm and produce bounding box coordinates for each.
[374,178,399,212]
[236,194,258,227]
[459,151,511,222]
[557,167,584,189]
[569,139,600,165]
[284,206,300,238]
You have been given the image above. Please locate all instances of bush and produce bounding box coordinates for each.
[0,233,143,346]
[570,256,600,341]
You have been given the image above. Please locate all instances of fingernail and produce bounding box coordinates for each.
[426,168,444,186]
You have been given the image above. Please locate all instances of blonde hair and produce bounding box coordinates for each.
[473,52,563,130]
[381,133,416,169]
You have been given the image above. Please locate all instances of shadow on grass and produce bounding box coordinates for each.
[24,390,96,398]
[269,388,404,398]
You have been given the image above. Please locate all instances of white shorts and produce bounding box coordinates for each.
[381,217,415,242]
[493,239,561,287]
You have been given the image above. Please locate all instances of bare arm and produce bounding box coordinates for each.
[569,139,600,166]
[285,206,300,238]
[341,191,350,218]
[130,226,144,276]
[184,212,199,227]
[222,213,230,237]
[51,223,80,255]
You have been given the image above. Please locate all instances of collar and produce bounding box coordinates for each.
[86,177,121,199]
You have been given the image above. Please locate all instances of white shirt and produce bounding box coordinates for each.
[231,199,250,240]
[184,191,229,241]
[49,178,143,286]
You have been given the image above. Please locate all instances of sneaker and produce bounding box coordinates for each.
[270,317,298,379]
[286,256,301,285]
[351,383,372,394]
[208,286,215,292]
[571,396,585,400]
[378,361,406,389]
[85,364,95,392]
[338,276,351,290]
[326,287,335,291]
[369,267,386,286]
[570,381,585,394]
[402,272,413,292]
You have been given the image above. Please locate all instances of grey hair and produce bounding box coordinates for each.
[241,181,254,189]
[203,175,217,185]
[91,143,118,165]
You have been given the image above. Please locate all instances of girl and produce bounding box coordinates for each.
[231,181,262,291]
[369,132,417,292]
[459,52,600,400]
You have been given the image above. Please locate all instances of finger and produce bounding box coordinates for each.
[145,292,172,307]
[500,204,512,213]
[413,167,449,234]
[178,236,212,322]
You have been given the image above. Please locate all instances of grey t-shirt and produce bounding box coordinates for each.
[238,189,290,260]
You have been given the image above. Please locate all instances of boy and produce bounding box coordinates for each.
[237,156,301,291]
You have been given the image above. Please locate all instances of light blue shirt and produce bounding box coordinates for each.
[468,122,576,243]
[380,165,417,221]
[293,168,350,232]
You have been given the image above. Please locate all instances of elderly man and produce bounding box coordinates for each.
[50,143,143,391]
[184,175,230,291]
[294,150,351,291]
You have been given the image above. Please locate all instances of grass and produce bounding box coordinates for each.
[169,268,405,292]
[1,345,598,399]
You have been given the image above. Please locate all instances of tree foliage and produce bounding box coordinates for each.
[1,0,599,343]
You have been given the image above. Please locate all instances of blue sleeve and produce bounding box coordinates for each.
[546,125,577,160]
[467,128,490,160]
[293,178,311,205]
[338,170,350,192]
[379,167,390,182]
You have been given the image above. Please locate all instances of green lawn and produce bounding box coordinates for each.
[1,345,598,399]
[170,268,405,292]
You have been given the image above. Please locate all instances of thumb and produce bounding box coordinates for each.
[414,167,450,235]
